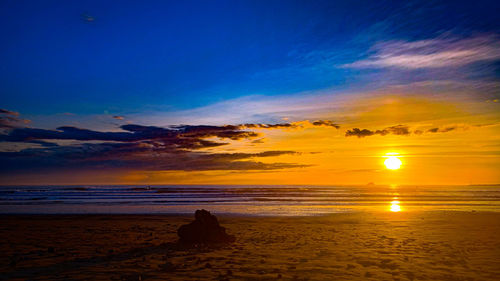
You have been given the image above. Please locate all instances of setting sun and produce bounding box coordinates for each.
[384,156,402,170]
[390,200,402,212]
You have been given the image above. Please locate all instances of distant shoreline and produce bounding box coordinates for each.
[1,184,499,215]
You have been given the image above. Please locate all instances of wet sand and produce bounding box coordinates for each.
[1,211,499,280]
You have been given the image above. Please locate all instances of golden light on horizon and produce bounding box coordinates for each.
[384,156,402,170]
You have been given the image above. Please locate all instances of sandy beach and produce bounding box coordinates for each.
[1,211,499,280]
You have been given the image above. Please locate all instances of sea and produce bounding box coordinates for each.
[0,185,499,216]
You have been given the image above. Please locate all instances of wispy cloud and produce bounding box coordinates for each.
[343,34,500,69]
[0,108,30,129]
[0,109,19,116]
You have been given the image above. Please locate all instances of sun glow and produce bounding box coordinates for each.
[390,200,401,212]
[384,156,402,170]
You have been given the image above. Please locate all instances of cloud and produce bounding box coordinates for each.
[240,120,340,130]
[0,124,260,149]
[427,126,463,133]
[343,34,500,69]
[345,124,472,137]
[0,108,30,129]
[0,122,308,173]
[0,142,304,173]
[345,125,411,138]
[172,125,259,140]
[241,123,298,129]
[382,125,411,136]
[0,109,19,116]
[345,128,376,138]
[113,115,124,120]
[0,119,341,153]
[414,130,424,135]
[251,138,265,144]
[132,77,499,130]
[311,120,341,129]
[25,140,60,147]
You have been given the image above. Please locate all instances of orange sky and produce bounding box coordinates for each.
[147,88,499,185]
[3,82,497,186]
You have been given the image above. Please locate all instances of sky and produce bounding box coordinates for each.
[0,0,499,185]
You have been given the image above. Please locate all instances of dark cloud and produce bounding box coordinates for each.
[240,123,299,129]
[311,120,340,129]
[26,140,60,147]
[0,122,306,174]
[0,116,18,129]
[345,125,411,138]
[1,126,145,142]
[427,127,457,133]
[240,120,340,129]
[0,108,29,129]
[0,143,304,173]
[113,115,124,120]
[345,128,376,138]
[0,109,19,116]
[346,124,466,137]
[173,125,259,140]
[0,124,259,149]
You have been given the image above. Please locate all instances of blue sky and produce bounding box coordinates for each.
[1,0,500,184]
[1,0,498,117]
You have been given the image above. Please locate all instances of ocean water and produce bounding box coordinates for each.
[0,185,499,216]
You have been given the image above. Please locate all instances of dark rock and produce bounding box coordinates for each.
[178,209,235,244]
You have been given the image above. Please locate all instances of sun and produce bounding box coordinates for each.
[384,156,402,170]
[390,200,401,212]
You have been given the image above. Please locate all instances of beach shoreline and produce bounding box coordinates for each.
[1,210,499,280]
